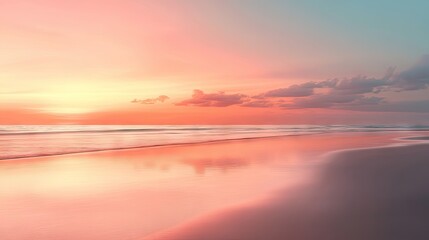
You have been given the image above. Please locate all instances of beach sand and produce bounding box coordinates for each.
[148,135,429,240]
[0,132,428,240]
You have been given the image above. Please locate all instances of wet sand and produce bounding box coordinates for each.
[148,135,429,240]
[0,132,427,240]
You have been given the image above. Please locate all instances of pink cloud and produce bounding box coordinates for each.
[131,95,170,104]
[176,90,247,107]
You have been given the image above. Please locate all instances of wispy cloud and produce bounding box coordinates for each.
[258,80,337,98]
[281,94,384,109]
[390,55,429,91]
[131,95,170,104]
[176,90,247,107]
[241,100,274,108]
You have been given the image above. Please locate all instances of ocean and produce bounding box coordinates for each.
[1,125,428,160]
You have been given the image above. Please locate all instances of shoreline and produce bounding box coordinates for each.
[146,135,429,240]
[2,130,428,162]
[0,133,321,161]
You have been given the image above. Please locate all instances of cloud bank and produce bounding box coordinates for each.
[177,56,429,112]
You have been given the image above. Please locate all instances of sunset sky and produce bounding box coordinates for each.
[1,0,429,124]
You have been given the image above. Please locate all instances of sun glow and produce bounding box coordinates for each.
[35,82,127,114]
[38,107,96,115]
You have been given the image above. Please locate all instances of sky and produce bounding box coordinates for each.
[1,0,429,124]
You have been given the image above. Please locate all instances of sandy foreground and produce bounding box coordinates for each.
[148,135,429,240]
[0,132,428,240]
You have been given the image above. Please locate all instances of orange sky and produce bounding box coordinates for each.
[1,0,429,124]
